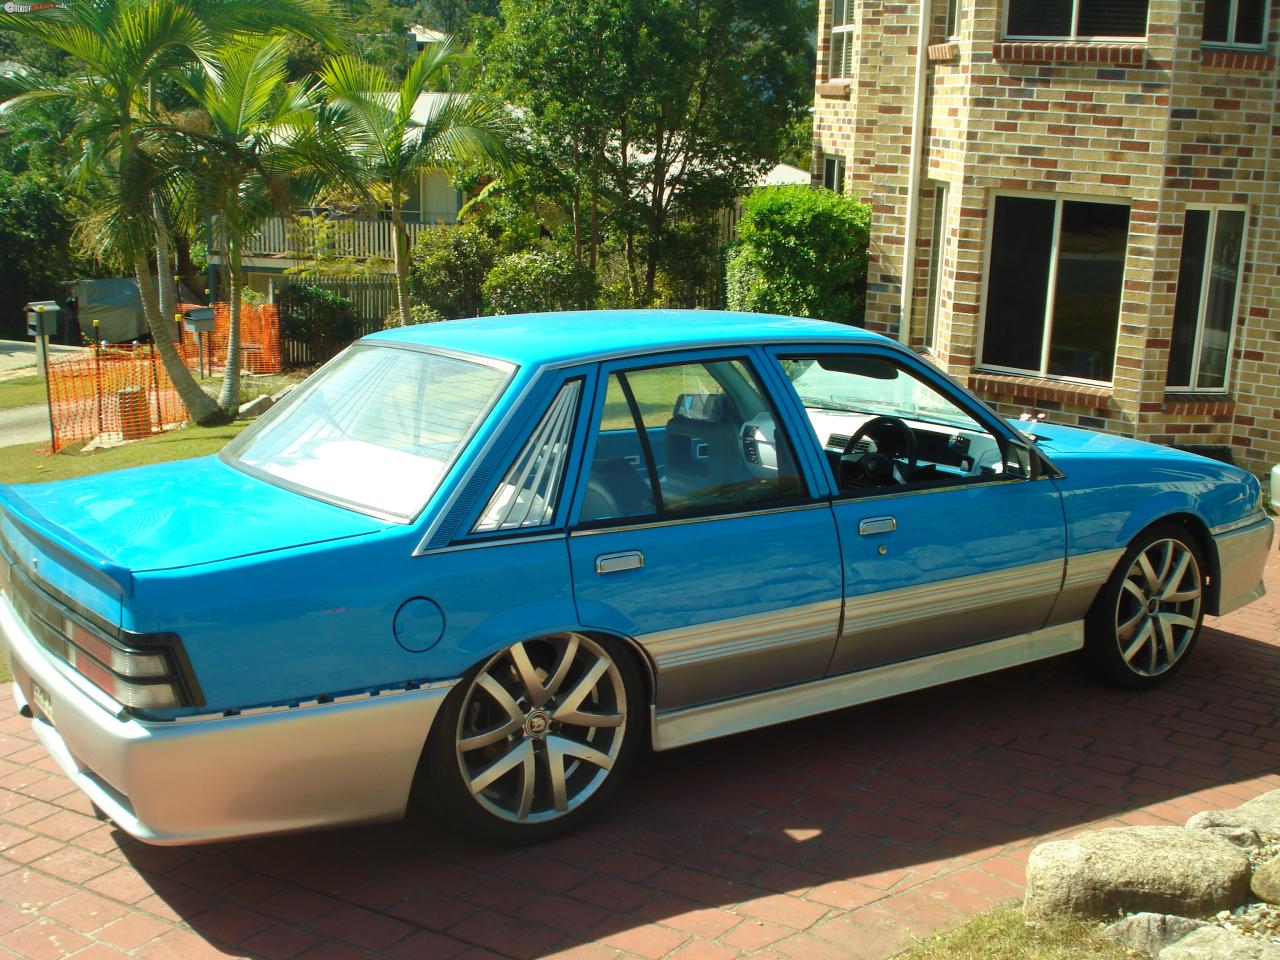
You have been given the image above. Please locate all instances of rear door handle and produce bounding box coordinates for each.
[859,516,897,536]
[596,551,644,574]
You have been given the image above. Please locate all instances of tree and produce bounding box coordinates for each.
[408,222,496,319]
[724,185,871,326]
[319,40,516,326]
[0,0,340,425]
[482,0,812,304]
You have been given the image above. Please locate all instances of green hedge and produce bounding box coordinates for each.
[482,249,597,315]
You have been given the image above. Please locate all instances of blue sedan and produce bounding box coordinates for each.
[0,311,1272,844]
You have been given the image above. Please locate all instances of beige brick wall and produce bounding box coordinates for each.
[812,0,1280,477]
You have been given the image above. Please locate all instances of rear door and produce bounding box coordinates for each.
[566,350,842,711]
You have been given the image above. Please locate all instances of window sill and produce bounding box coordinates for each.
[969,372,1114,410]
[993,41,1146,66]
[1162,393,1235,417]
[816,80,851,99]
[1200,47,1275,71]
[928,42,959,62]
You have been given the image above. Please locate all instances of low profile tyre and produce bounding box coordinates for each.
[1083,523,1207,688]
[420,632,643,844]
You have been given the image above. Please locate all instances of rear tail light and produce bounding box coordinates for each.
[2,548,201,712]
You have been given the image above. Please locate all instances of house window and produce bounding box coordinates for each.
[1204,0,1268,46]
[981,195,1130,384]
[945,0,960,38]
[924,182,948,353]
[822,156,846,193]
[1167,208,1247,392]
[1006,0,1149,39]
[830,0,855,78]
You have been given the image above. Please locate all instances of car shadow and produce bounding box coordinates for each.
[117,619,1280,959]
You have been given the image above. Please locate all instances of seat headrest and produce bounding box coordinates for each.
[672,393,728,422]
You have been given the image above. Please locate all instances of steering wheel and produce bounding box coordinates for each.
[841,416,918,487]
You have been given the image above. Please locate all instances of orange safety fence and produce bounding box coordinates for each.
[44,345,189,453]
[177,302,282,376]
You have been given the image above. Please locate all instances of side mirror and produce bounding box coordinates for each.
[1005,439,1041,480]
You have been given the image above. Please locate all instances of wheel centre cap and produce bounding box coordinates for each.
[524,709,551,739]
[1147,597,1160,614]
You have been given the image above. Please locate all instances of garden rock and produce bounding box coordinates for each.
[1158,925,1280,959]
[1252,857,1280,905]
[1024,826,1251,920]
[238,394,273,419]
[1188,791,1280,838]
[1106,913,1208,955]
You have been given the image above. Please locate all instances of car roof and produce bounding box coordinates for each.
[365,309,895,368]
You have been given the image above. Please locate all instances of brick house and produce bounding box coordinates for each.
[812,0,1279,479]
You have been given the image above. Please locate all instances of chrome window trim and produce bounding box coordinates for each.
[417,532,567,556]
[568,500,832,538]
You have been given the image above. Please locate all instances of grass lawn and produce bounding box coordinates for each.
[899,906,1131,960]
[0,422,250,485]
[0,376,51,411]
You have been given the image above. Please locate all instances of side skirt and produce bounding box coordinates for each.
[651,620,1083,751]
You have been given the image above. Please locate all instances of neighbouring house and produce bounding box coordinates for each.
[812,0,1279,478]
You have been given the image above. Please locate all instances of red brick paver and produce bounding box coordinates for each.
[2,549,1278,960]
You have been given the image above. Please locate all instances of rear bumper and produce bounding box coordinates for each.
[1211,515,1274,616]
[2,596,454,845]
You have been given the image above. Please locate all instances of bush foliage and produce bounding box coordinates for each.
[277,282,359,366]
[725,185,872,325]
[482,249,598,315]
[408,224,497,320]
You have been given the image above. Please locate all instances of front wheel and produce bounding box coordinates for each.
[1083,523,1207,688]
[420,632,643,844]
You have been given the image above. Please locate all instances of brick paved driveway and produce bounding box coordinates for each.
[2,548,1278,960]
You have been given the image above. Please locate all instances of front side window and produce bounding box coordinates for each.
[782,354,1017,495]
[228,344,510,521]
[579,359,804,524]
[822,156,846,193]
[1204,0,1268,46]
[474,379,582,533]
[1006,0,1148,38]
[1167,209,1246,392]
[830,0,856,78]
[982,195,1130,383]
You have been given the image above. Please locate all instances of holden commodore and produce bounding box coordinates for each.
[0,311,1272,844]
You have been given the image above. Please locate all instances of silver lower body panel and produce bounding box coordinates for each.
[3,599,452,845]
[1212,517,1274,616]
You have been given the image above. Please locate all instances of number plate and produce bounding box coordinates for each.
[30,681,54,727]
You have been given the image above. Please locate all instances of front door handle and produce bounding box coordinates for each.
[859,516,897,536]
[596,551,644,574]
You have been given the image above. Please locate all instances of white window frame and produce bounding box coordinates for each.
[1002,0,1149,41]
[829,0,856,79]
[1202,0,1270,49]
[976,191,1132,387]
[924,181,949,355]
[822,155,846,193]
[945,0,960,39]
[1166,205,1249,394]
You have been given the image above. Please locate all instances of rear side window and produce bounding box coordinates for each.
[579,358,804,525]
[473,379,583,533]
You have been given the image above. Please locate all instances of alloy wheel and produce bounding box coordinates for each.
[1114,538,1202,677]
[454,633,628,824]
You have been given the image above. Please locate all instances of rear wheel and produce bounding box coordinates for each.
[421,632,642,844]
[1084,523,1206,687]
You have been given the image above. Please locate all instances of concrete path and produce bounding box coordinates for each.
[0,405,51,448]
[0,341,88,381]
[0,550,1277,960]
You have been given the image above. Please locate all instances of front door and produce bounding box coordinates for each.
[768,347,1067,675]
[566,353,842,711]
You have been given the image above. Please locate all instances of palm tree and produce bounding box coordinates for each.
[165,36,356,412]
[319,42,517,326]
[0,0,339,425]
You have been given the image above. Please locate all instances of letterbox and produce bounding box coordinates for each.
[24,301,61,337]
[182,307,216,333]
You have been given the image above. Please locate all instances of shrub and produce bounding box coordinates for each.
[408,223,497,319]
[387,303,447,328]
[482,249,598,315]
[277,282,359,366]
[724,184,872,325]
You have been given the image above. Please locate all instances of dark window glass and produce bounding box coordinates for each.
[1077,0,1148,37]
[945,0,959,37]
[1197,210,1245,389]
[924,183,947,350]
[1007,0,1072,36]
[1046,202,1129,382]
[823,156,846,192]
[1204,2,1231,41]
[982,196,1054,373]
[1167,211,1210,388]
[1235,0,1267,43]
[832,0,852,27]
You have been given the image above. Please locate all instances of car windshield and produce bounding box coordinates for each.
[225,343,512,521]
[787,357,982,430]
